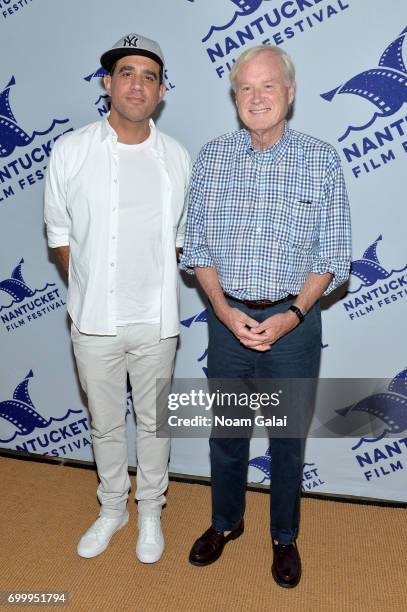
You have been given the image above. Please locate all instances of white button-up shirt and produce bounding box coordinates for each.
[44,118,191,337]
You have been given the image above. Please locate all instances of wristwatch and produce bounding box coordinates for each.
[288,304,305,324]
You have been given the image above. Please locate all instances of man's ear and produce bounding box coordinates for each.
[103,74,111,96]
[158,83,166,103]
[288,81,296,106]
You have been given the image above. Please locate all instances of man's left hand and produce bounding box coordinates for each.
[245,310,299,350]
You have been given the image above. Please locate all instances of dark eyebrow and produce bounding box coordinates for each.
[118,65,136,72]
[144,69,158,80]
[117,66,158,80]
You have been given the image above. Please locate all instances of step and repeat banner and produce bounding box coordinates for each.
[1,0,406,502]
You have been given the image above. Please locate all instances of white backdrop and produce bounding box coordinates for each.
[1,0,406,502]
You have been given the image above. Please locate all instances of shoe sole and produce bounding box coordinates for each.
[77,513,129,559]
[189,524,244,567]
[136,549,164,564]
[271,564,302,588]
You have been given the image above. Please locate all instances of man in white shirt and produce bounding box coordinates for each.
[44,33,191,563]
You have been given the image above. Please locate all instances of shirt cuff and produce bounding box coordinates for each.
[179,250,215,274]
[311,257,351,295]
[46,226,70,248]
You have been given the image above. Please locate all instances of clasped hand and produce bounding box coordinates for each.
[220,306,298,351]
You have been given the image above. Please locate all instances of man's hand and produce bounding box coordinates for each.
[193,267,302,351]
[247,310,299,349]
[215,303,271,351]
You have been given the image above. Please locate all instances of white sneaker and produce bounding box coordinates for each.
[77,513,129,558]
[136,515,164,563]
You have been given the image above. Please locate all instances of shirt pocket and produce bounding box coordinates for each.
[288,194,320,251]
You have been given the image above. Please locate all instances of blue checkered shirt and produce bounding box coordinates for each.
[181,123,351,300]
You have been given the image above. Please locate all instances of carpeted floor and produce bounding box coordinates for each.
[0,456,406,612]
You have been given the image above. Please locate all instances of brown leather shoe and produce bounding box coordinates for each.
[272,540,301,588]
[189,521,244,566]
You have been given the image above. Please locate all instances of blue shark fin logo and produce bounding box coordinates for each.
[388,368,407,395]
[0,77,31,156]
[197,348,208,363]
[229,0,263,13]
[0,76,18,122]
[94,94,110,107]
[0,371,48,435]
[181,309,209,376]
[0,258,35,302]
[13,369,36,407]
[321,27,407,141]
[336,369,407,434]
[249,446,272,481]
[181,308,208,328]
[84,66,108,82]
[349,235,389,287]
[0,77,70,158]
[197,349,208,377]
[202,0,268,43]
[379,27,407,72]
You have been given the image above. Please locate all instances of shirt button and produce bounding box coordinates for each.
[110,289,114,294]
[110,262,115,267]
[256,227,262,234]
[112,235,116,240]
[113,179,118,184]
[112,207,117,211]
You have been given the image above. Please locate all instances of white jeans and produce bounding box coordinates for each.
[71,322,177,518]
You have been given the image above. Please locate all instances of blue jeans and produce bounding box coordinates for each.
[207,298,321,544]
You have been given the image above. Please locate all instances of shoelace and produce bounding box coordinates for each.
[139,517,161,544]
[89,516,118,538]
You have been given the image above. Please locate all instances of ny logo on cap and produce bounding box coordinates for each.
[123,35,138,47]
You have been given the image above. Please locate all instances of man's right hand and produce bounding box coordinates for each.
[216,304,271,351]
[193,267,272,351]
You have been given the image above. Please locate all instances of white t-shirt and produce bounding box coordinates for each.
[115,132,164,325]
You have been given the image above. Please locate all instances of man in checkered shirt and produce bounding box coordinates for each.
[181,45,351,587]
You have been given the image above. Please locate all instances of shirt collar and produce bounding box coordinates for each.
[101,116,158,148]
[243,121,291,164]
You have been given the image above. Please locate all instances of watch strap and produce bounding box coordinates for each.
[288,304,305,324]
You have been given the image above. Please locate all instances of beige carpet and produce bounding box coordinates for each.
[0,456,406,612]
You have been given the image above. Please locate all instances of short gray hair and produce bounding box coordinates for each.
[230,45,296,90]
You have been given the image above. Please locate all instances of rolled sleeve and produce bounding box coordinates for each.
[180,150,215,274]
[312,149,351,294]
[175,150,192,248]
[44,140,70,248]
